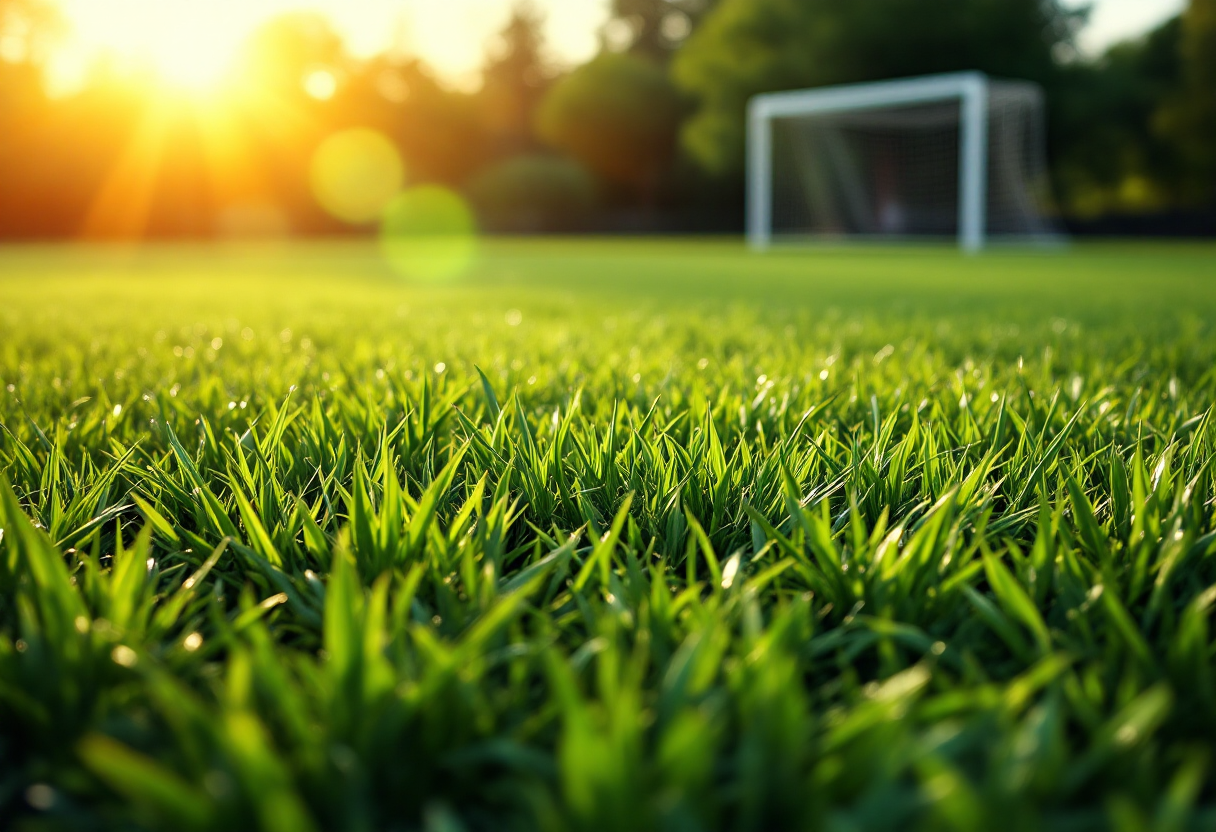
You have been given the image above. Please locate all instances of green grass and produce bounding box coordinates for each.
[2,238,1216,831]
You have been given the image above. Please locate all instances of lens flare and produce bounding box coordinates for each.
[380,186,477,281]
[310,128,404,225]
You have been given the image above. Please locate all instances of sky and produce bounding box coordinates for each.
[1062,0,1187,53]
[49,0,1189,95]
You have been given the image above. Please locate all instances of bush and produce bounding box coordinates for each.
[467,154,598,232]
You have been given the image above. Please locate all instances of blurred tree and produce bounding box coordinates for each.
[0,0,59,140]
[536,53,686,203]
[0,0,60,65]
[1052,17,1186,216]
[480,2,551,150]
[0,1,128,238]
[342,55,492,187]
[0,0,49,114]
[602,0,715,62]
[1158,0,1216,205]
[236,12,347,101]
[672,0,1080,173]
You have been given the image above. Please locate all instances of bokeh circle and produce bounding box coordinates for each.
[310,128,404,225]
[379,186,477,281]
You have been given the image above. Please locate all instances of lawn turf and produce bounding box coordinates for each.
[2,239,1216,831]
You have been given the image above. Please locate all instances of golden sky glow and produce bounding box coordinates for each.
[49,0,611,96]
[57,0,254,89]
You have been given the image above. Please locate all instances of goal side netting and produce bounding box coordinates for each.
[748,73,1062,250]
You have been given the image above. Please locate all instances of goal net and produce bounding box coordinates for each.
[747,73,1061,251]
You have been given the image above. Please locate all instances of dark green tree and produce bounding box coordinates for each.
[1158,0,1216,204]
[1052,17,1186,216]
[536,53,686,203]
[672,0,1080,173]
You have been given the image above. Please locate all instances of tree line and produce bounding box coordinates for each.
[0,0,1211,239]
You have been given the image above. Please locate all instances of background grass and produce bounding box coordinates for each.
[2,239,1216,831]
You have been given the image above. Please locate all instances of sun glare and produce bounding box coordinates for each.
[56,0,257,92]
[142,32,239,90]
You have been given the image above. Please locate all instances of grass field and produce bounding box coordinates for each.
[2,239,1216,831]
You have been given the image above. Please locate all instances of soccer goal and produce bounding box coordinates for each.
[747,72,1061,252]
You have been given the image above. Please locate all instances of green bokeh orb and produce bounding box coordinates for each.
[379,186,478,281]
[310,129,404,225]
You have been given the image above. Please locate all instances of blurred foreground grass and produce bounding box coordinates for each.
[2,239,1216,831]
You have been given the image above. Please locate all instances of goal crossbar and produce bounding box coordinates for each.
[747,72,1051,252]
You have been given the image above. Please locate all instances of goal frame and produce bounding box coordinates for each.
[747,71,1043,253]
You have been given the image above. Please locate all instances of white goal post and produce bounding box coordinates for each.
[747,72,1061,252]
